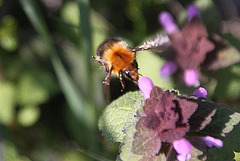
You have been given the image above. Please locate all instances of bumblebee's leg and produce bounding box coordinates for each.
[119,71,125,92]
[103,68,112,85]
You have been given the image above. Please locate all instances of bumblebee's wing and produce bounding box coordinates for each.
[133,33,171,52]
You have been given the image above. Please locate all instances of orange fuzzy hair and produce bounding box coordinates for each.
[104,42,135,75]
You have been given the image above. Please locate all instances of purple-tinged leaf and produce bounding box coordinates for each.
[119,119,166,161]
[132,117,162,157]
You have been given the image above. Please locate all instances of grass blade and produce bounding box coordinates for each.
[19,0,95,128]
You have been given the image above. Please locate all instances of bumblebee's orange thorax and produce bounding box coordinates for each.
[105,43,135,74]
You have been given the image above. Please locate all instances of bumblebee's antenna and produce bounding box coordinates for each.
[133,33,171,52]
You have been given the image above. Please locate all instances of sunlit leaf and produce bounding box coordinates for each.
[234,151,240,161]
[98,91,144,143]
[17,105,40,127]
[0,16,18,52]
[0,81,15,125]
[61,1,80,26]
[3,141,31,161]
[119,122,142,161]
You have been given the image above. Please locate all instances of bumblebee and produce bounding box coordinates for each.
[93,34,170,91]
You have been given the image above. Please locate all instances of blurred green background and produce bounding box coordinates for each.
[0,0,240,160]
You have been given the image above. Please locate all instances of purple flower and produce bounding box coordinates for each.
[138,77,154,99]
[135,79,223,160]
[159,4,215,86]
[193,87,207,98]
[160,61,178,81]
[158,12,179,34]
[187,4,200,22]
[200,136,223,148]
[173,138,192,161]
[184,69,200,87]
[133,84,198,159]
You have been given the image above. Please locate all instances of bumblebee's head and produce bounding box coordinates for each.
[124,60,139,82]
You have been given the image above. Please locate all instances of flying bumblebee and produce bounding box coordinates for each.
[93,33,171,91]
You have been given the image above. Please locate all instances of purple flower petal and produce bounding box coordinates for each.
[138,77,154,99]
[177,153,191,161]
[160,61,178,81]
[193,87,207,98]
[184,69,199,87]
[173,138,192,155]
[200,136,223,148]
[159,12,179,34]
[187,4,200,21]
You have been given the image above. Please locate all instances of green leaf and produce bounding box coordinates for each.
[207,123,240,161]
[0,81,15,125]
[203,34,240,71]
[213,64,240,100]
[187,137,208,161]
[201,104,240,137]
[0,16,18,52]
[189,98,217,132]
[187,103,240,160]
[195,0,221,33]
[98,91,144,143]
[17,70,57,106]
[61,1,80,27]
[119,125,142,161]
[222,33,240,52]
[17,105,40,127]
[3,141,31,161]
[213,34,240,100]
[234,152,240,161]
